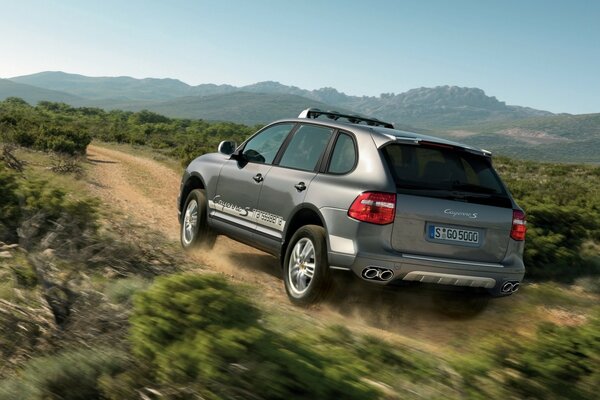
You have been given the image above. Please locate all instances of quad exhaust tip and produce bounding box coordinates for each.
[362,267,394,282]
[501,281,520,294]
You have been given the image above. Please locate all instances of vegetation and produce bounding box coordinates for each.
[457,307,600,399]
[0,349,128,400]
[466,112,600,141]
[495,157,600,282]
[445,112,600,163]
[0,97,257,164]
[126,274,378,399]
[0,156,181,387]
[1,98,599,399]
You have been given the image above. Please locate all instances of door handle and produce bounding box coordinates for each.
[294,182,307,192]
[253,173,264,183]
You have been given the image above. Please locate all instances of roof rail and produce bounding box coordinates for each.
[298,108,394,129]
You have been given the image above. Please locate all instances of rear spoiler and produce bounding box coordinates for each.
[377,134,492,157]
[298,108,394,129]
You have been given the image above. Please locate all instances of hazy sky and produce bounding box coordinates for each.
[1,0,599,113]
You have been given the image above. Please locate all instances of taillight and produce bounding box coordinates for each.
[348,192,396,225]
[510,210,527,241]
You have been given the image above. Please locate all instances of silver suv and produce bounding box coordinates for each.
[178,109,526,305]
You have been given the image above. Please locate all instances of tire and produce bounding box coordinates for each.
[283,225,333,305]
[180,189,215,250]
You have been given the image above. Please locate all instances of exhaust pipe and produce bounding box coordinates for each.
[501,281,520,294]
[363,268,379,279]
[501,282,514,293]
[361,267,394,281]
[379,270,394,281]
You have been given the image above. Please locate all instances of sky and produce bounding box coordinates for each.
[0,0,599,114]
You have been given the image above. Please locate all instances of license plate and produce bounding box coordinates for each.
[429,225,479,244]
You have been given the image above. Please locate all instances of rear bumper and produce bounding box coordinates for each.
[341,251,525,296]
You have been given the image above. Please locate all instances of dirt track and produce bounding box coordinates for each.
[86,145,285,294]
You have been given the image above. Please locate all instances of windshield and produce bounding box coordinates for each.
[382,143,512,208]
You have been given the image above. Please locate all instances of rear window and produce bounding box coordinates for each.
[382,143,512,208]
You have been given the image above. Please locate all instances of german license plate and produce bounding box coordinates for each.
[429,225,479,244]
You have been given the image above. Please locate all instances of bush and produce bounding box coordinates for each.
[129,274,378,399]
[524,204,600,281]
[495,158,600,283]
[0,348,128,400]
[0,167,21,241]
[457,308,600,399]
[33,126,91,155]
[0,164,98,248]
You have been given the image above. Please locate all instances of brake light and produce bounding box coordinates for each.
[348,192,396,225]
[418,140,455,149]
[510,210,527,241]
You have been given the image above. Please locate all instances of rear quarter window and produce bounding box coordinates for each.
[327,133,356,174]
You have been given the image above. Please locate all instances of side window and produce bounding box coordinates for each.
[242,123,294,164]
[278,125,334,171]
[328,133,357,174]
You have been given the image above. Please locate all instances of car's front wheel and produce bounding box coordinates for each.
[180,189,215,250]
[283,225,333,305]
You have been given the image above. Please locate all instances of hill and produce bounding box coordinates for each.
[10,72,552,128]
[437,113,600,163]
[125,91,352,125]
[10,71,195,101]
[0,78,83,104]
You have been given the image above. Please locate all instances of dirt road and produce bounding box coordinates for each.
[86,145,285,292]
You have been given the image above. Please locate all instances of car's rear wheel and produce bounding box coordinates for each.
[283,225,333,305]
[181,189,215,250]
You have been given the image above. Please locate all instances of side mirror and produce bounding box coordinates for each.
[218,140,237,155]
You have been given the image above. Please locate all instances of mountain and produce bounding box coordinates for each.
[10,72,552,128]
[436,113,600,163]
[0,78,83,104]
[123,92,353,125]
[10,71,195,101]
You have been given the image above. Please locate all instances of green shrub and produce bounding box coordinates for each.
[0,348,128,400]
[523,204,600,281]
[458,308,600,399]
[495,158,600,283]
[129,274,378,399]
[33,126,91,155]
[0,165,98,247]
[129,109,171,125]
[10,264,38,288]
[0,167,21,241]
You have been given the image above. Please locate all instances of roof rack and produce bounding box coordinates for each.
[298,108,394,129]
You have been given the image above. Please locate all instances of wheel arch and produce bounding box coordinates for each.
[179,172,207,222]
[281,204,327,267]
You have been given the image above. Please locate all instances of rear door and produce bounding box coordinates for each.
[211,123,295,235]
[382,143,514,263]
[255,124,335,240]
